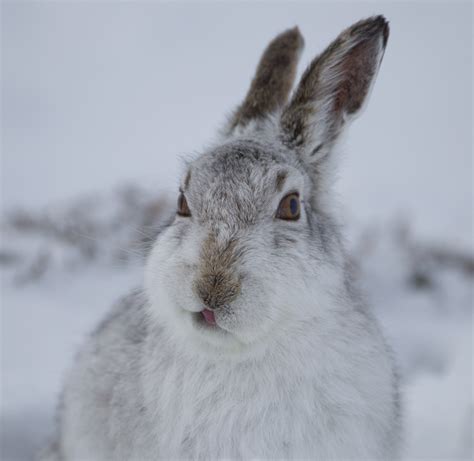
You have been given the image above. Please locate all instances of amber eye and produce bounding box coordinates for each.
[276,193,300,220]
[177,193,191,217]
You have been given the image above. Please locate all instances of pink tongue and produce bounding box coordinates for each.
[201,309,216,325]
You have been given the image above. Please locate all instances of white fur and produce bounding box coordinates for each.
[44,17,401,460]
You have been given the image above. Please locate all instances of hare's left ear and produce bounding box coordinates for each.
[226,27,304,134]
[280,16,389,165]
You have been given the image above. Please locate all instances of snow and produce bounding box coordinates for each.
[1,264,142,460]
[354,222,473,459]
[1,2,472,460]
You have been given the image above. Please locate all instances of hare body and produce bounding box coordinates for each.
[57,286,399,460]
[46,16,401,460]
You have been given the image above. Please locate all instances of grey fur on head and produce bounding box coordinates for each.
[43,16,401,460]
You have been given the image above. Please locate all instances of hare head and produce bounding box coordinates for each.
[145,17,389,356]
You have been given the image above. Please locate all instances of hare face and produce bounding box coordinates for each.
[145,16,389,356]
[145,138,339,354]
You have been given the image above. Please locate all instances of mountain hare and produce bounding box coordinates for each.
[44,16,401,460]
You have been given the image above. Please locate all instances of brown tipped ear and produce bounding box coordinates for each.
[280,16,389,161]
[227,27,304,133]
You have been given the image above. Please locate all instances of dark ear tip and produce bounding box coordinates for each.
[277,26,305,52]
[290,25,303,39]
[349,15,390,48]
[374,15,390,47]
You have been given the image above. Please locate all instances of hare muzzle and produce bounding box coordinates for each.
[193,234,242,325]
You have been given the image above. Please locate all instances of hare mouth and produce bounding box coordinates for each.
[189,310,248,351]
[201,308,216,325]
[193,309,218,328]
[191,309,226,332]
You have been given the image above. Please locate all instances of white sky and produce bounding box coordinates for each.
[2,1,472,245]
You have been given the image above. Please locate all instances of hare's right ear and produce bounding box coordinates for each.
[280,16,389,166]
[225,27,304,135]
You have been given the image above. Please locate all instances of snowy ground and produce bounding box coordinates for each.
[1,187,472,460]
[2,2,472,460]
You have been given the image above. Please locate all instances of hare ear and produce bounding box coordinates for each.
[226,27,304,134]
[280,16,389,164]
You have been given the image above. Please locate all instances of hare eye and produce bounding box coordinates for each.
[276,193,300,220]
[177,193,191,217]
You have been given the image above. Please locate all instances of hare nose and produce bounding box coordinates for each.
[194,272,241,311]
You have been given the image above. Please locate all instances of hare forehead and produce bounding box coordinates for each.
[190,139,295,195]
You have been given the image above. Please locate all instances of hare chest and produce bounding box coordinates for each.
[143,352,381,460]
[148,360,318,458]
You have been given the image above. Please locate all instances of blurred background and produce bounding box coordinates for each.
[1,1,472,460]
